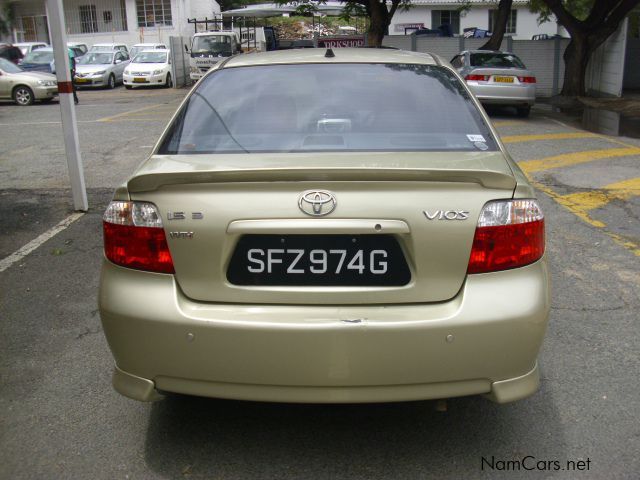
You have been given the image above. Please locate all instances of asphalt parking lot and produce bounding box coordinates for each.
[1,86,639,479]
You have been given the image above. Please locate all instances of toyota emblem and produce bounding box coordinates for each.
[298,190,337,216]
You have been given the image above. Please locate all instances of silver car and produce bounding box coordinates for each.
[74,51,130,89]
[451,50,536,117]
[0,57,57,105]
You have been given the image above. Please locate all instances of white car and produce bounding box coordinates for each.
[123,49,172,89]
[89,43,129,55]
[129,43,167,59]
[14,42,48,56]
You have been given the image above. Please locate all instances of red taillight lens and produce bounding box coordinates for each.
[467,199,545,274]
[103,201,174,274]
[518,76,536,83]
[465,74,489,81]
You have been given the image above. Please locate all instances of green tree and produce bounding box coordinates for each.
[278,0,410,46]
[530,0,640,96]
[0,3,14,37]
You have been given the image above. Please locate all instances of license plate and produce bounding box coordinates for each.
[227,234,411,286]
[493,76,514,83]
[133,77,148,83]
[75,78,89,83]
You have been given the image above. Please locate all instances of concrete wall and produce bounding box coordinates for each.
[390,6,561,40]
[586,18,628,96]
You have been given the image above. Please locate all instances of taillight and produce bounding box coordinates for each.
[103,201,175,274]
[465,74,489,81]
[518,76,536,83]
[467,199,545,274]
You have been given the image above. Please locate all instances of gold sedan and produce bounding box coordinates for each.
[0,57,57,105]
[99,49,550,404]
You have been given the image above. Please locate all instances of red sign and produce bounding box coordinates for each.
[317,36,365,48]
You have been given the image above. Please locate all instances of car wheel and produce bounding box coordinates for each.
[108,74,116,89]
[516,106,531,118]
[13,85,35,106]
[125,85,132,90]
[165,73,173,88]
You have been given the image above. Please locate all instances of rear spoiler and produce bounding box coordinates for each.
[128,167,516,193]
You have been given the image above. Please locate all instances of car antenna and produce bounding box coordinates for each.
[325,48,335,58]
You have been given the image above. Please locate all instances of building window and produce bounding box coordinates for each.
[432,10,460,35]
[64,0,127,34]
[489,9,518,34]
[136,0,173,28]
[79,5,98,33]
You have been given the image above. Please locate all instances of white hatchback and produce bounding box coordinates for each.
[123,49,172,88]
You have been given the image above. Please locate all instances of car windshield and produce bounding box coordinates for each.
[470,53,526,69]
[132,52,167,63]
[90,46,113,52]
[23,50,53,64]
[192,36,232,55]
[78,52,113,64]
[159,63,496,154]
[0,57,23,73]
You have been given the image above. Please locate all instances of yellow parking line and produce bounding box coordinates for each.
[501,132,598,144]
[519,147,640,174]
[531,180,640,256]
[559,177,640,213]
[492,120,523,127]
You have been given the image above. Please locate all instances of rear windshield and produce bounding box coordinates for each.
[470,53,526,69]
[23,50,53,64]
[159,63,496,154]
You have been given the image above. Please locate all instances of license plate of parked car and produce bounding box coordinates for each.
[133,77,147,83]
[75,78,89,83]
[227,234,411,286]
[493,76,514,83]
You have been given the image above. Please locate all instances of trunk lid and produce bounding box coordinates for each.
[128,152,515,304]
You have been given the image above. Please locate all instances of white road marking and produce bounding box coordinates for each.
[544,116,573,129]
[139,145,153,148]
[0,212,85,273]
[0,120,96,126]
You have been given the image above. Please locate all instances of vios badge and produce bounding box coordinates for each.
[298,190,337,216]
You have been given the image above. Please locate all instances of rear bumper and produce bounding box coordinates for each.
[99,258,550,404]
[468,82,536,106]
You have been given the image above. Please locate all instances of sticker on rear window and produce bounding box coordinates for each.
[467,134,486,142]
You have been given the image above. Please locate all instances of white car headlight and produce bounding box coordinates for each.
[153,69,164,75]
[37,80,57,87]
[190,66,198,73]
[124,69,131,75]
[93,70,106,75]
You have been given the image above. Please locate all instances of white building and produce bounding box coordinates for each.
[3,0,220,46]
[390,0,566,40]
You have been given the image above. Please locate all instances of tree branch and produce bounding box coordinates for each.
[542,0,582,33]
[388,0,402,19]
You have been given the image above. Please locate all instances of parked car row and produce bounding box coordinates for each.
[0,41,173,105]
